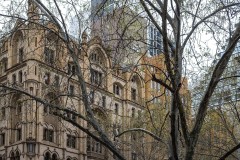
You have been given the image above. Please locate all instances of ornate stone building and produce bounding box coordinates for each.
[0,1,191,160]
[0,1,145,160]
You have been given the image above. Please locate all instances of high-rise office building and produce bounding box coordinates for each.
[148,25,163,56]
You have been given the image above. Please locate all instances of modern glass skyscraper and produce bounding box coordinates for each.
[148,25,163,56]
[91,0,119,20]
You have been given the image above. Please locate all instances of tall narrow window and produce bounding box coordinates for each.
[69,85,74,96]
[3,61,7,71]
[17,102,22,113]
[113,84,121,96]
[87,136,91,151]
[54,75,60,87]
[15,151,20,160]
[132,108,135,117]
[132,152,137,160]
[44,48,54,64]
[12,74,16,84]
[72,65,76,75]
[89,91,95,103]
[35,37,37,47]
[19,48,23,62]
[131,88,137,101]
[10,152,14,160]
[16,128,22,141]
[44,152,51,160]
[52,153,57,160]
[2,108,5,119]
[102,96,106,108]
[68,63,71,74]
[90,69,103,86]
[0,133,5,146]
[44,105,48,113]
[18,71,23,83]
[115,103,119,115]
[67,63,76,75]
[44,73,50,85]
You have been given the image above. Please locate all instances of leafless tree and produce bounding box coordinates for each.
[1,0,240,160]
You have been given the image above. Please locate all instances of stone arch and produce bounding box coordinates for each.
[88,45,111,68]
[15,150,20,160]
[9,151,14,160]
[87,45,111,88]
[44,151,51,160]
[11,30,24,66]
[129,74,144,102]
[52,152,59,160]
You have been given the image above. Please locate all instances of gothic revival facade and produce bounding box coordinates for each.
[0,1,145,160]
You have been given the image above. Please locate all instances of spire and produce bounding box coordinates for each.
[27,0,40,20]
[82,30,87,44]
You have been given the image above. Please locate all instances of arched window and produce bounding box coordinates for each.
[10,152,14,160]
[66,158,71,160]
[12,31,24,65]
[130,75,142,102]
[15,151,20,160]
[44,152,51,160]
[52,153,58,160]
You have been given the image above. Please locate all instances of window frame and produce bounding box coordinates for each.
[43,128,54,142]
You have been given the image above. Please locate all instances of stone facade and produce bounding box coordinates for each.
[0,1,145,160]
[0,1,191,160]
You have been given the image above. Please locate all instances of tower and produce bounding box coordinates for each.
[27,0,40,21]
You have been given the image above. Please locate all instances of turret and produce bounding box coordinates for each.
[27,0,40,21]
